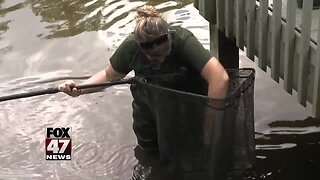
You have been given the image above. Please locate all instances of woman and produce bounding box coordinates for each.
[59,5,229,151]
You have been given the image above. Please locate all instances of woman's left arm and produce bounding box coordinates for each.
[201,57,229,99]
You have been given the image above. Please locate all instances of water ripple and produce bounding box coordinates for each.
[256,143,297,150]
[72,143,136,178]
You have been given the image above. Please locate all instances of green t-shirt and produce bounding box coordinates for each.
[109,26,211,77]
[110,27,211,149]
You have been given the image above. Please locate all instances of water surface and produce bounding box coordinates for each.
[0,0,319,179]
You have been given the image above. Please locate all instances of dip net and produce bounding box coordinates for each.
[132,68,255,179]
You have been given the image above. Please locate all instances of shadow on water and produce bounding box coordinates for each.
[249,117,320,180]
[131,146,175,180]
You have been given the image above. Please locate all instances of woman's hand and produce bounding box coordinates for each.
[58,80,81,97]
[58,65,126,97]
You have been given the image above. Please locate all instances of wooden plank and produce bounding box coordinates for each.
[283,0,297,94]
[258,0,268,71]
[216,0,225,30]
[195,0,217,24]
[246,0,256,60]
[270,0,282,83]
[236,0,245,49]
[198,0,205,17]
[313,10,320,117]
[207,0,217,24]
[297,0,313,107]
[225,0,234,38]
[194,0,199,10]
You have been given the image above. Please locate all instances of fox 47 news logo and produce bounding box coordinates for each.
[45,127,72,160]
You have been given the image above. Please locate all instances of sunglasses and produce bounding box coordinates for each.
[138,33,169,50]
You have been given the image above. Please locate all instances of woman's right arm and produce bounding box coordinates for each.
[59,65,127,97]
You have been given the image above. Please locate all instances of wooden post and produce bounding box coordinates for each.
[313,8,320,117]
[297,0,313,106]
[258,0,269,72]
[194,0,199,9]
[283,0,297,94]
[196,0,216,24]
[210,24,239,69]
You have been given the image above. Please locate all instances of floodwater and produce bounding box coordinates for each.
[0,0,319,179]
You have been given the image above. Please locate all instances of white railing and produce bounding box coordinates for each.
[194,0,320,118]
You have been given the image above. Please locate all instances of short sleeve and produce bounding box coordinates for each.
[178,33,211,73]
[109,35,135,74]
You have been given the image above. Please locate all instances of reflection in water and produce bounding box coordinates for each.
[131,146,173,180]
[0,0,320,179]
[0,20,9,32]
[0,0,27,17]
[0,0,12,58]
[269,117,320,128]
[29,0,193,39]
[252,117,320,180]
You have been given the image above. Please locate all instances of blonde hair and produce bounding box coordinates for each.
[135,5,169,41]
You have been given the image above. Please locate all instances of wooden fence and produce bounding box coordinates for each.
[194,0,320,118]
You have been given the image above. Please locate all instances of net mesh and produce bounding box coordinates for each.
[132,68,256,179]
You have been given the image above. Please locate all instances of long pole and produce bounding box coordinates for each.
[0,78,135,102]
